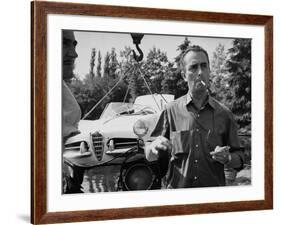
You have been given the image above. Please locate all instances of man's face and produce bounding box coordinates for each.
[62,30,78,80]
[182,51,210,98]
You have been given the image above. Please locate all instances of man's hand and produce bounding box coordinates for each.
[145,136,172,161]
[150,136,172,155]
[210,146,231,164]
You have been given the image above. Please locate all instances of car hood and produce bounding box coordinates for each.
[101,114,158,137]
[66,113,159,144]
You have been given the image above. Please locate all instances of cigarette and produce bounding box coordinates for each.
[200,80,206,86]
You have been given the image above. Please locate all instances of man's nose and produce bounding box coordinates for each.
[197,65,203,77]
[68,47,78,58]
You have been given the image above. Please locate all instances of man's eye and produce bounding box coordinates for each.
[63,40,69,48]
[201,63,207,69]
[63,39,73,48]
[189,64,198,71]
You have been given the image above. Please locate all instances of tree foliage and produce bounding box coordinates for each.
[162,37,190,98]
[210,43,230,103]
[225,39,251,128]
[119,46,147,102]
[175,37,191,64]
[96,50,102,77]
[109,48,119,79]
[143,47,169,94]
[103,51,110,77]
[89,48,96,79]
[210,40,251,130]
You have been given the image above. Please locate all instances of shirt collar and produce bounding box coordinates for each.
[186,92,216,109]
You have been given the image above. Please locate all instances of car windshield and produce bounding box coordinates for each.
[99,102,156,119]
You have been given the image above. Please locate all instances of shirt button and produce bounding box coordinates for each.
[196,128,199,132]
[195,160,198,163]
[195,144,199,148]
[197,114,200,118]
[194,176,198,180]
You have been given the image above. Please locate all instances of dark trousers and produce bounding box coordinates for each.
[63,163,85,194]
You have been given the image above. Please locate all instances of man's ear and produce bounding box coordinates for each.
[180,70,186,80]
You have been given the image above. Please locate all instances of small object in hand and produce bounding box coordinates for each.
[210,146,231,164]
[214,145,230,153]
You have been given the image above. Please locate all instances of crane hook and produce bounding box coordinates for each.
[132,44,143,62]
[130,33,144,62]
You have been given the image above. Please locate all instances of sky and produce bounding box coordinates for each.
[73,30,234,79]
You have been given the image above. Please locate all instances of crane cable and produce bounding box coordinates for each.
[136,64,169,107]
[82,66,133,119]
[136,66,161,111]
[82,59,170,119]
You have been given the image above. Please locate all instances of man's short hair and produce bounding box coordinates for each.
[179,45,210,72]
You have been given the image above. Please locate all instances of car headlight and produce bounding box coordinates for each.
[79,141,91,156]
[107,139,114,151]
[133,119,148,138]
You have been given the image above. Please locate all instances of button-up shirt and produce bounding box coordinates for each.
[150,93,244,188]
[62,81,81,141]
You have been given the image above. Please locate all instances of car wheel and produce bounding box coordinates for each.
[119,158,161,191]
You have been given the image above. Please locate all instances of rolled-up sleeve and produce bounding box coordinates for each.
[151,109,170,139]
[145,109,170,176]
[227,113,245,170]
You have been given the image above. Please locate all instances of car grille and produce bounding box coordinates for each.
[112,138,138,149]
[64,142,81,151]
[91,132,104,161]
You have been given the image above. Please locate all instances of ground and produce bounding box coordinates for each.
[230,164,251,186]
[81,163,252,192]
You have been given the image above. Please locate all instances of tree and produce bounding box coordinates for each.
[209,43,230,102]
[103,52,110,79]
[174,37,191,64]
[161,65,188,98]
[89,48,96,79]
[68,75,108,119]
[119,46,146,102]
[225,38,251,128]
[164,37,191,98]
[96,50,102,77]
[109,48,119,79]
[142,47,170,94]
[99,48,127,103]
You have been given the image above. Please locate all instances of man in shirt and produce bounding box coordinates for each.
[145,45,245,188]
[62,30,84,193]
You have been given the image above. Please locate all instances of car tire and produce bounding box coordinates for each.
[119,157,162,191]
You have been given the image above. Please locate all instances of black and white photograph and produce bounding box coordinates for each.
[62,30,252,194]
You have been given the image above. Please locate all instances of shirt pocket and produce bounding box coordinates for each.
[206,130,223,152]
[171,130,192,157]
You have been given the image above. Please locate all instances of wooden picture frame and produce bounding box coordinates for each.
[31,1,273,224]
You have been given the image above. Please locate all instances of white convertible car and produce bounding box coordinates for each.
[63,94,174,191]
